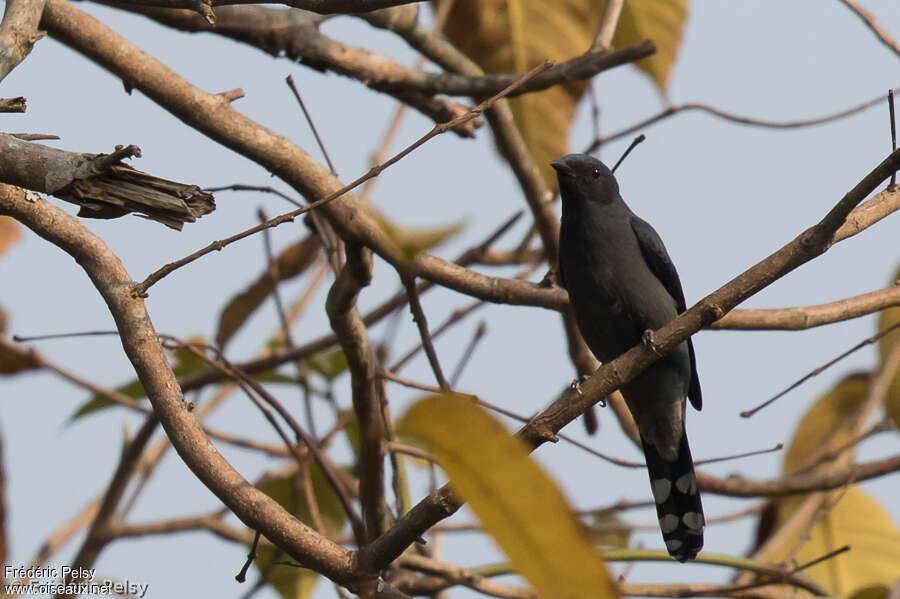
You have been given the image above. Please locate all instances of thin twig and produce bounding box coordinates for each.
[611,134,646,173]
[134,61,553,296]
[741,320,900,418]
[890,89,897,188]
[235,530,261,582]
[836,0,900,59]
[449,321,486,387]
[585,90,900,152]
[285,75,337,175]
[401,274,448,390]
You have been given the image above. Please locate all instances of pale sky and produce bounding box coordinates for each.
[1,1,899,597]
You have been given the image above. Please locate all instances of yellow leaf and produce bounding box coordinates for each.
[781,373,868,475]
[847,585,889,599]
[612,0,687,93]
[398,393,619,599]
[441,0,687,186]
[372,209,463,262]
[877,264,900,428]
[760,487,900,596]
[215,235,322,348]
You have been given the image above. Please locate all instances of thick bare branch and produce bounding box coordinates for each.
[0,0,46,81]
[0,184,357,586]
[714,284,900,330]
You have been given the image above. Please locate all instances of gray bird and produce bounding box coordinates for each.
[551,153,704,562]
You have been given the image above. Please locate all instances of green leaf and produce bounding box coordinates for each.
[254,464,347,599]
[305,347,348,381]
[216,235,321,348]
[372,209,464,262]
[441,0,687,186]
[70,336,211,420]
[398,393,619,599]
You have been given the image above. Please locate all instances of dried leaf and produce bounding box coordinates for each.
[398,393,619,599]
[215,235,322,348]
[441,0,687,186]
[0,216,20,256]
[0,333,39,375]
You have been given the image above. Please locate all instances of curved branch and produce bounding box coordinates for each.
[0,184,356,586]
[714,284,900,330]
[587,90,900,151]
[837,0,900,59]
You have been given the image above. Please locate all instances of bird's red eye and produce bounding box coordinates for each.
[591,168,601,179]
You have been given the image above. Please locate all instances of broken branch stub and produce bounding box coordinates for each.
[0,133,214,229]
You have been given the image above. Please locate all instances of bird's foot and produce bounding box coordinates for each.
[570,373,590,396]
[642,329,661,355]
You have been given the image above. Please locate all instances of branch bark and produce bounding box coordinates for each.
[0,184,357,586]
[0,0,46,81]
[326,244,390,543]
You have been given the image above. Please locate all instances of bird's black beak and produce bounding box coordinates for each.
[550,159,572,177]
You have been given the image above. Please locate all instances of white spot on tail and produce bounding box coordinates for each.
[659,514,679,533]
[682,511,704,532]
[675,472,697,495]
[665,539,683,552]
[652,479,671,504]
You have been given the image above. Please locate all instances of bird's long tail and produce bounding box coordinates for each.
[641,433,704,562]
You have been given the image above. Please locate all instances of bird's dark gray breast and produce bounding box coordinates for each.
[560,207,681,366]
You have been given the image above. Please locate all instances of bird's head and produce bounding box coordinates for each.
[550,153,619,206]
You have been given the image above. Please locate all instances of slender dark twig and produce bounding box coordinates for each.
[611,134,645,173]
[889,90,897,188]
[135,61,553,296]
[741,320,900,418]
[402,274,448,390]
[286,74,337,176]
[204,184,303,208]
[695,443,783,466]
[235,530,261,582]
[585,89,900,152]
[449,321,486,387]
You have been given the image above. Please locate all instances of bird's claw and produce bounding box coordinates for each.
[570,373,591,396]
[642,329,661,355]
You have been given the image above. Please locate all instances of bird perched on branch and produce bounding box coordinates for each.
[552,153,704,562]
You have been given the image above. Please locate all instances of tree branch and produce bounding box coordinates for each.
[0,133,214,229]
[326,244,389,542]
[360,146,900,569]
[0,183,357,586]
[0,0,46,81]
